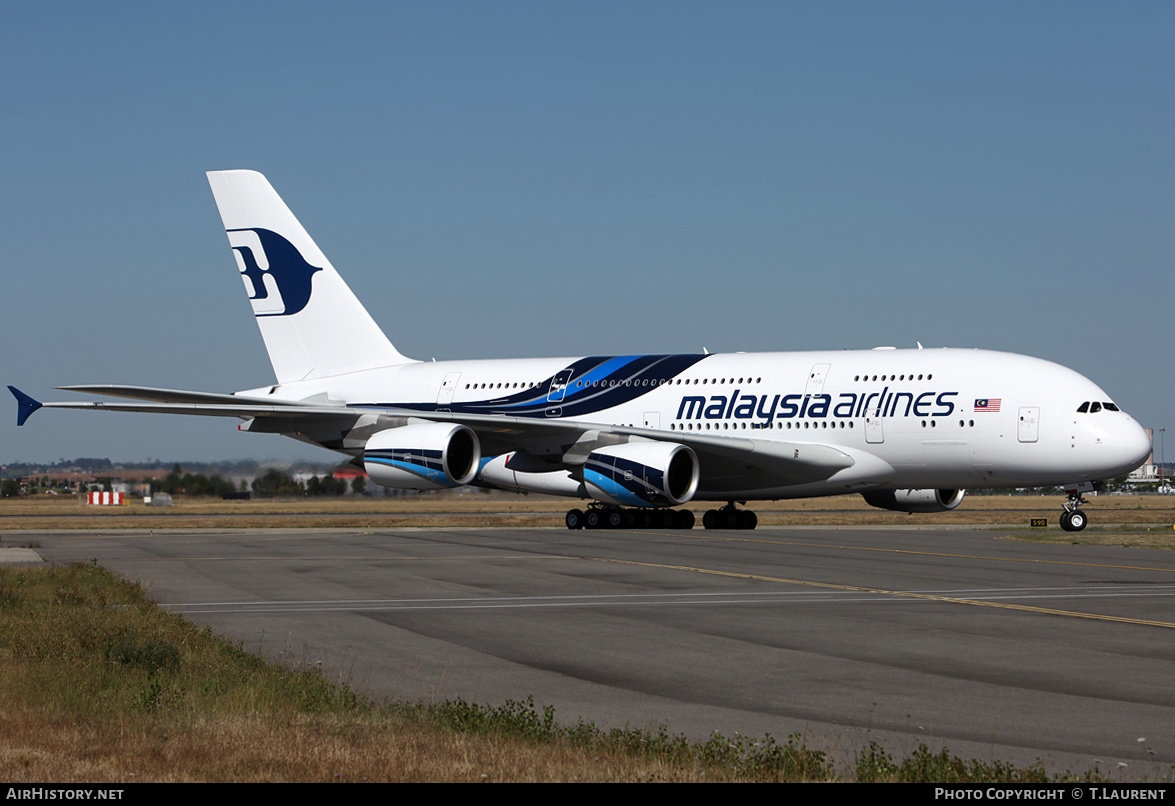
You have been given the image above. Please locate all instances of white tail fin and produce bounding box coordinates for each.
[206,170,414,383]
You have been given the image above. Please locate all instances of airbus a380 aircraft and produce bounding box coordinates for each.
[10,171,1151,532]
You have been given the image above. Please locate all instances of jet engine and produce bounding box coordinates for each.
[363,423,480,490]
[584,441,699,508]
[862,488,966,513]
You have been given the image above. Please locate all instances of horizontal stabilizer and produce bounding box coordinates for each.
[36,400,358,420]
[56,384,310,407]
[8,386,42,426]
[35,384,353,421]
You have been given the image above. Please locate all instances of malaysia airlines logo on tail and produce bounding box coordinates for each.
[226,227,322,317]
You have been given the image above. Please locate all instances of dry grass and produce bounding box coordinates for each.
[3,491,1175,532]
[0,709,736,783]
[0,564,815,782]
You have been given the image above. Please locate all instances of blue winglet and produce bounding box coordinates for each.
[8,386,42,427]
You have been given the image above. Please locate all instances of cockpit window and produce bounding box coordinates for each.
[1103,402,1120,411]
[1077,402,1090,413]
[1090,402,1102,413]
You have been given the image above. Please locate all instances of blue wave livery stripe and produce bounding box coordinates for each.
[584,468,651,508]
[583,452,670,507]
[365,449,456,486]
[571,355,643,389]
[364,354,708,419]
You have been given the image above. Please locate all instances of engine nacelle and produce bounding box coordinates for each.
[477,453,587,498]
[862,488,966,513]
[363,423,481,490]
[584,441,699,508]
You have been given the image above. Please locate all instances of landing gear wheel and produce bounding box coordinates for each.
[674,509,695,530]
[565,509,585,530]
[1060,482,1096,532]
[607,509,625,529]
[703,504,757,530]
[585,509,603,529]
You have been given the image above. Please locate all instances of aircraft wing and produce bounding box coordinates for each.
[11,385,353,423]
[11,385,859,488]
[614,425,854,484]
[412,408,855,484]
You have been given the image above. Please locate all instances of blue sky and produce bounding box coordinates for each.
[3,2,1172,464]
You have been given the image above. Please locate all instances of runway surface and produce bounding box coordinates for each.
[22,525,1175,777]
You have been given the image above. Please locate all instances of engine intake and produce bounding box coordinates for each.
[363,423,480,490]
[862,488,966,513]
[584,441,699,508]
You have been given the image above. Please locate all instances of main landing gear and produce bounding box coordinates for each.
[1059,481,1096,532]
[701,502,758,530]
[564,502,760,531]
[565,505,696,530]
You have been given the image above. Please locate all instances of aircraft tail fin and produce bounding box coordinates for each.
[206,170,415,384]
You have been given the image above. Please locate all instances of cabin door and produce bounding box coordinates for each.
[1018,406,1039,443]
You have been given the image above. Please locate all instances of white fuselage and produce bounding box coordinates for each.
[248,346,1152,501]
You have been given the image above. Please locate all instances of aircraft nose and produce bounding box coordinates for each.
[1123,420,1151,469]
[1116,418,1153,475]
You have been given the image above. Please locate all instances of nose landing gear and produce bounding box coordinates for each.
[1060,508,1087,532]
[1059,481,1097,532]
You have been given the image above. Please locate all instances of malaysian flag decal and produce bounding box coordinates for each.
[974,398,1002,412]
